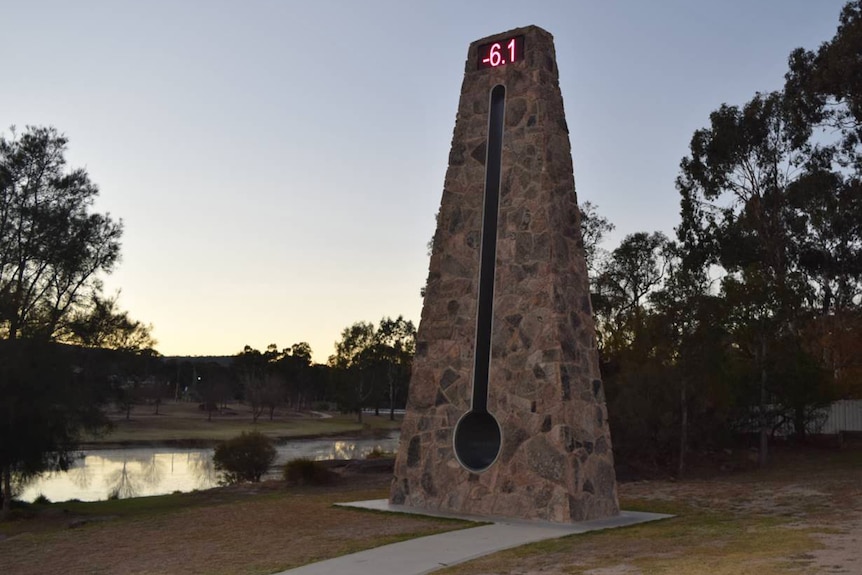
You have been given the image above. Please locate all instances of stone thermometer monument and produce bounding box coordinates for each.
[390,26,619,523]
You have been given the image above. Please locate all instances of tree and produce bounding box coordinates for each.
[579,201,615,281]
[676,91,813,466]
[329,321,376,422]
[0,126,125,518]
[67,293,158,420]
[329,317,416,422]
[0,340,110,516]
[275,342,315,412]
[370,316,416,421]
[649,247,730,476]
[234,345,272,423]
[785,1,862,170]
[213,431,276,484]
[195,362,232,421]
[0,126,122,341]
[593,231,670,354]
[67,292,155,352]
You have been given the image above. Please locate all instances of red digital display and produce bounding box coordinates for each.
[477,36,524,69]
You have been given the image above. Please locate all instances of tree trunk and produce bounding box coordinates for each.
[678,376,688,477]
[388,367,396,421]
[758,337,769,468]
[794,405,807,441]
[2,465,11,520]
[356,376,364,424]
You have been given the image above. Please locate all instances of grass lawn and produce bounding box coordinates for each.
[437,446,862,575]
[1,445,859,574]
[0,473,468,575]
[87,401,401,446]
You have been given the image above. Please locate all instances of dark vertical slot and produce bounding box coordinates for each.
[453,84,505,473]
[472,83,506,413]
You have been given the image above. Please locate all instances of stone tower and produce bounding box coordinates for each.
[390,26,619,523]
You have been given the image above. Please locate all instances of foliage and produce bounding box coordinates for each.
[0,126,122,341]
[594,3,862,475]
[365,447,391,459]
[0,125,139,518]
[32,494,50,504]
[194,361,234,421]
[67,297,160,420]
[232,342,317,421]
[213,431,277,485]
[328,316,416,422]
[579,201,615,280]
[282,457,334,486]
[0,340,112,514]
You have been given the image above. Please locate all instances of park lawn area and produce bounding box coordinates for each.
[1,445,859,575]
[87,400,401,445]
[437,446,862,575]
[0,473,470,575]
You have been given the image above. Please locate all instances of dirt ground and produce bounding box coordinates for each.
[620,462,862,575]
[439,445,862,575]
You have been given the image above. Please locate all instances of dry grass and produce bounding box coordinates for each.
[89,401,401,445]
[3,446,860,575]
[436,446,862,575]
[0,473,467,575]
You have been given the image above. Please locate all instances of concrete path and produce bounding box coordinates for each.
[273,500,671,575]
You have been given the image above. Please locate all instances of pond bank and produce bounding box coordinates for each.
[79,426,398,451]
[21,432,401,503]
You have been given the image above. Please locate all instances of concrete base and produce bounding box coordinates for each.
[273,500,672,575]
[339,498,669,531]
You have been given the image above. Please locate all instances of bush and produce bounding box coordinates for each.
[364,447,391,459]
[33,494,51,505]
[213,431,277,485]
[282,458,334,486]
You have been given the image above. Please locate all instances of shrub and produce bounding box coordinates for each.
[282,458,334,486]
[311,401,328,412]
[365,447,391,459]
[33,494,51,505]
[213,431,277,485]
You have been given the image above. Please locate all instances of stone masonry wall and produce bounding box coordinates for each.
[390,26,619,523]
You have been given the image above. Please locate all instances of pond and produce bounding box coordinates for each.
[19,433,400,503]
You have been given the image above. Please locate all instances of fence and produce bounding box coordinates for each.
[820,399,862,434]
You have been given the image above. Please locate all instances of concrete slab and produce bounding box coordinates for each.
[272,500,672,575]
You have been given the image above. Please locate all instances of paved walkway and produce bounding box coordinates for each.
[274,500,671,575]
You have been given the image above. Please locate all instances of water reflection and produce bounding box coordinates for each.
[20,433,398,503]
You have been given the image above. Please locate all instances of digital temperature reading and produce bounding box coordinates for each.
[477,35,524,69]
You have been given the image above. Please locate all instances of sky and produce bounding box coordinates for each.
[2,0,850,362]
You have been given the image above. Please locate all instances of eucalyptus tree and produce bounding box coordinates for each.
[329,317,416,422]
[579,201,615,281]
[0,126,124,517]
[373,316,416,420]
[593,231,671,354]
[676,91,815,464]
[329,321,376,422]
[785,0,862,170]
[785,2,862,400]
